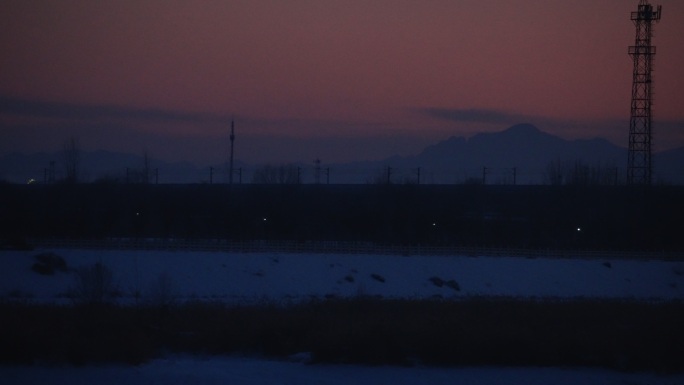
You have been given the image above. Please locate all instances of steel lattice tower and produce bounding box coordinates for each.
[627,0,662,185]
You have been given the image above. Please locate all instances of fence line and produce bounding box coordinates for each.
[26,238,683,261]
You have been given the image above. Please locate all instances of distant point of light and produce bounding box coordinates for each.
[576,227,581,232]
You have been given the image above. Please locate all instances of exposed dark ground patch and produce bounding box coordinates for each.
[1,298,682,372]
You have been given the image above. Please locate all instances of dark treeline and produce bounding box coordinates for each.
[1,184,682,251]
[2,298,682,371]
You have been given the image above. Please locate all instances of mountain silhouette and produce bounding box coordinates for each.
[358,123,628,184]
[1,124,682,184]
[655,147,684,184]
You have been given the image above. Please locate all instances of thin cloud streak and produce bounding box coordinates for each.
[420,107,593,131]
[421,108,534,126]
[0,96,229,124]
[419,106,602,140]
[4,96,684,165]
[420,106,684,152]
[0,95,398,138]
[0,96,432,165]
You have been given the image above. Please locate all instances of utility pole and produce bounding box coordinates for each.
[512,167,517,185]
[627,0,662,185]
[314,159,321,184]
[49,161,55,184]
[482,167,488,185]
[229,119,235,185]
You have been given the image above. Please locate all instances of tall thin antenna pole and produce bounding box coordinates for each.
[627,0,661,185]
[314,159,321,184]
[229,119,235,185]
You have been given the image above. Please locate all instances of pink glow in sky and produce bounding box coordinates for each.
[1,0,683,165]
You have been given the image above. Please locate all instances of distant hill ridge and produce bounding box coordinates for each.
[332,123,683,184]
[1,124,682,184]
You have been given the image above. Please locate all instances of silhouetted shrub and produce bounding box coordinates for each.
[444,280,460,291]
[31,252,68,275]
[370,273,385,283]
[146,272,178,308]
[0,237,33,250]
[71,262,115,305]
[31,262,54,275]
[429,276,444,287]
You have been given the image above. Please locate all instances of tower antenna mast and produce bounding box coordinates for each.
[229,119,235,185]
[627,0,662,185]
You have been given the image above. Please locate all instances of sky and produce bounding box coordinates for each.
[1,0,683,166]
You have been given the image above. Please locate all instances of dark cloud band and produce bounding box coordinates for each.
[421,107,532,125]
[0,95,226,124]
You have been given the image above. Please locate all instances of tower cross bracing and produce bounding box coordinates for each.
[627,0,661,185]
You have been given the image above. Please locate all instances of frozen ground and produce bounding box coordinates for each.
[1,248,683,303]
[2,355,684,385]
[2,248,683,383]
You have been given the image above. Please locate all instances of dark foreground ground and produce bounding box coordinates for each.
[1,298,682,373]
[2,184,682,373]
[2,184,683,251]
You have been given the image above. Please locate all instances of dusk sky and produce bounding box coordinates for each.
[2,0,683,166]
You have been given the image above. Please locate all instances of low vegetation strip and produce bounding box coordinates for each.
[1,298,682,372]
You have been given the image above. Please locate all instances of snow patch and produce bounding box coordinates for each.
[1,249,682,304]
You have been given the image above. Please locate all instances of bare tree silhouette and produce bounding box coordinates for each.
[251,164,300,184]
[62,137,81,184]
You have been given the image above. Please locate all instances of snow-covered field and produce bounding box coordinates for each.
[2,248,683,384]
[1,248,683,303]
